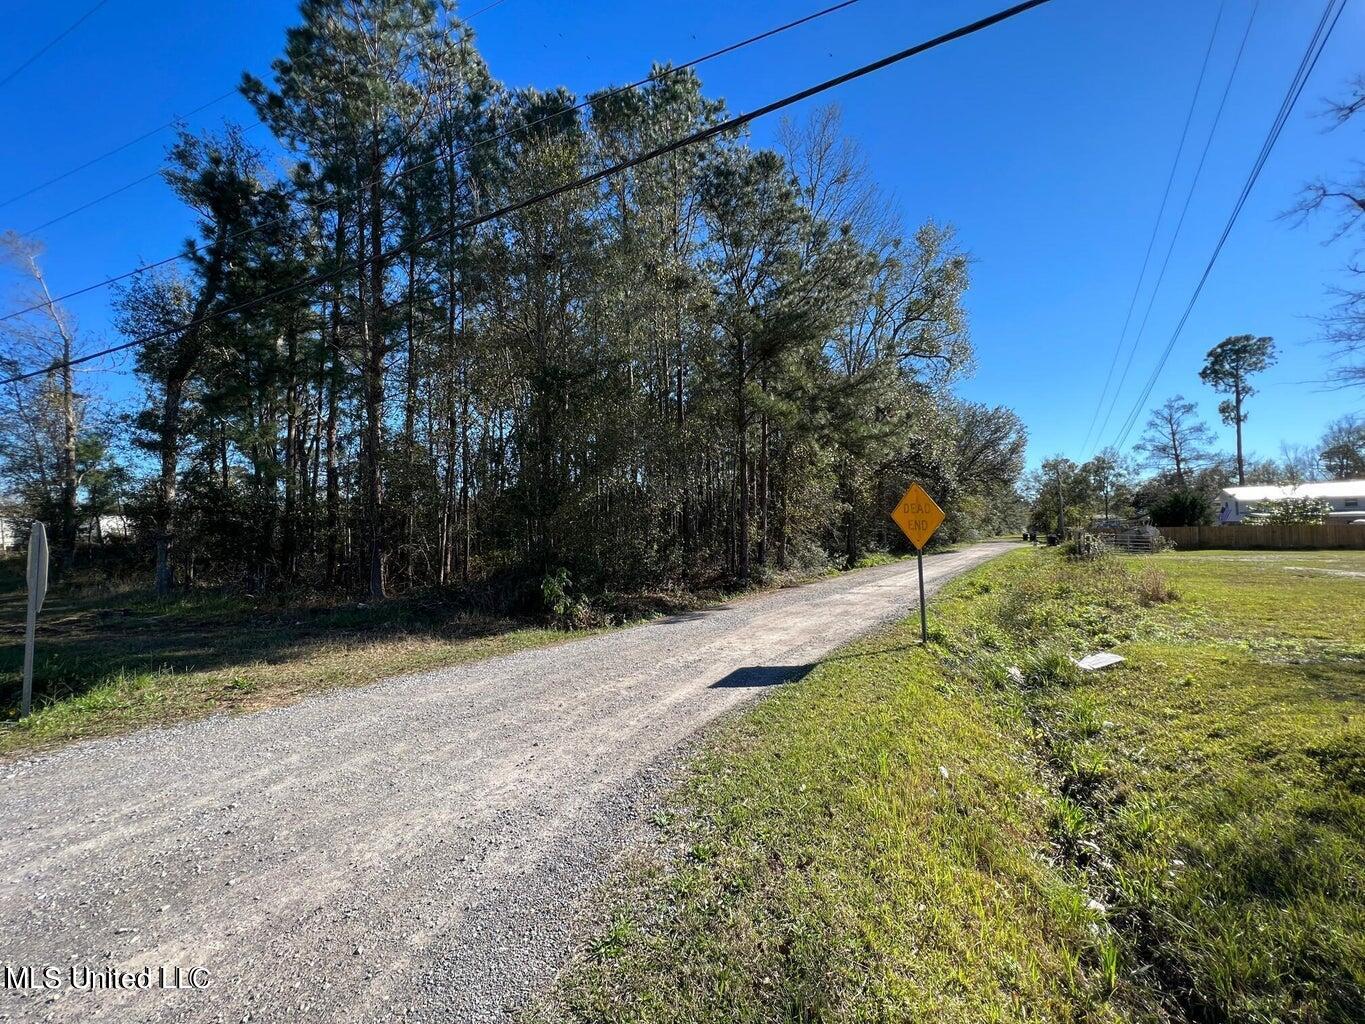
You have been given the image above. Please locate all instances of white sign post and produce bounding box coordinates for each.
[21,522,48,719]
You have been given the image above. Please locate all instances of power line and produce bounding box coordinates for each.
[20,168,162,235]
[1111,0,1343,450]
[1,0,861,324]
[0,0,515,214]
[1089,0,1260,457]
[463,0,510,16]
[0,89,244,210]
[1107,0,1347,452]
[1076,0,1226,457]
[0,0,111,90]
[18,122,272,236]
[0,0,1055,388]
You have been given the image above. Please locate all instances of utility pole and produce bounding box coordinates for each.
[1055,465,1066,538]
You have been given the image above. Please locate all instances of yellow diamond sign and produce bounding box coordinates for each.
[891,483,944,551]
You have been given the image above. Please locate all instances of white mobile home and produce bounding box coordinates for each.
[1217,480,1365,524]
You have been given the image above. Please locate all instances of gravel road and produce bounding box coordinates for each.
[1,542,1013,1023]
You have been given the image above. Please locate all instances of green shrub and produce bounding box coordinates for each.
[1244,495,1334,525]
[1148,489,1213,527]
[541,567,591,628]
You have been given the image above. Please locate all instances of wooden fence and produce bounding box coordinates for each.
[1157,524,1365,550]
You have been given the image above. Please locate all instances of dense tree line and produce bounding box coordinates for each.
[1,0,1026,599]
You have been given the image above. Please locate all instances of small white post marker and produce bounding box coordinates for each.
[21,521,49,718]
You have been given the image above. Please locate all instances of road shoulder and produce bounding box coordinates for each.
[535,547,1365,1023]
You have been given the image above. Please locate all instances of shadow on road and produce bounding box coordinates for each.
[709,664,813,689]
[654,607,723,626]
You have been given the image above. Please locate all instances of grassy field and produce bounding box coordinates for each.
[541,547,1365,1023]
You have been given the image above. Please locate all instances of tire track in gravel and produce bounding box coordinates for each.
[0,542,1015,1024]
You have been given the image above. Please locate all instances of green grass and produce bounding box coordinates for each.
[0,559,592,758]
[541,548,1365,1023]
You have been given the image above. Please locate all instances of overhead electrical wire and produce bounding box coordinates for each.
[463,0,510,16]
[18,122,272,236]
[0,0,112,90]
[0,0,1055,388]
[1076,0,1227,457]
[1106,0,1348,452]
[0,89,245,210]
[0,0,514,214]
[1087,0,1260,457]
[1,0,863,326]
[1108,0,1344,450]
[21,169,164,235]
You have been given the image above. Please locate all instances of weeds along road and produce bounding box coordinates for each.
[1,542,1014,1024]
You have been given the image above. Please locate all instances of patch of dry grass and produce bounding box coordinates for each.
[1134,564,1175,606]
[0,561,582,758]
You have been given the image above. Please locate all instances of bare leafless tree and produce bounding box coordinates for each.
[1290,75,1365,387]
[0,231,85,566]
[1135,396,1216,489]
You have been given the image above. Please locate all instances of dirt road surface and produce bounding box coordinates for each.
[0,542,1014,1023]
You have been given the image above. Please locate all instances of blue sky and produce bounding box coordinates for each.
[1,0,1362,469]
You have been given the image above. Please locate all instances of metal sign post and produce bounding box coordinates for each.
[21,522,49,719]
[889,484,945,645]
[917,547,927,644]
